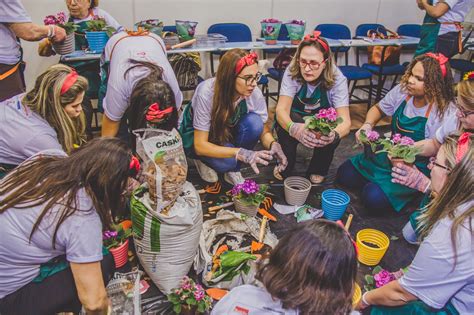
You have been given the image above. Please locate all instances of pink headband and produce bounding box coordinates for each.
[145,103,174,122]
[456,132,471,164]
[234,52,258,74]
[303,31,329,53]
[425,52,448,78]
[60,70,79,95]
[129,156,141,175]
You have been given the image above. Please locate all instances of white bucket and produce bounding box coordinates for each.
[284,176,311,206]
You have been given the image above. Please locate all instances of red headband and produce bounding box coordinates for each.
[456,132,471,164]
[129,156,141,175]
[60,70,79,95]
[145,103,174,122]
[303,31,329,53]
[425,52,448,78]
[235,52,258,74]
[336,220,359,257]
[463,71,474,81]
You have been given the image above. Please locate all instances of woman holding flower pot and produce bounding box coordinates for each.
[0,138,138,314]
[275,31,351,184]
[179,49,287,185]
[337,53,457,215]
[357,133,473,315]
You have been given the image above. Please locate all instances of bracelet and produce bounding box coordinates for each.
[363,122,373,128]
[286,121,294,133]
[362,292,371,306]
[47,25,56,39]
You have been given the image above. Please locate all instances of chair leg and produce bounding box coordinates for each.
[390,75,399,90]
[349,80,357,101]
[375,73,385,103]
[368,79,373,110]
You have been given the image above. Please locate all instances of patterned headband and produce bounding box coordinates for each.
[425,52,448,78]
[456,132,471,164]
[235,52,258,74]
[303,31,329,53]
[60,70,78,95]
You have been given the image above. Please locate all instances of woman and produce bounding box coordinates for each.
[211,220,358,314]
[100,30,182,143]
[358,133,473,315]
[275,31,351,184]
[0,137,137,314]
[415,0,472,58]
[392,72,473,242]
[0,64,86,178]
[179,49,287,185]
[337,53,457,215]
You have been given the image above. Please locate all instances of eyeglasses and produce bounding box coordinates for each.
[455,100,474,117]
[298,58,327,70]
[429,156,451,172]
[237,72,263,86]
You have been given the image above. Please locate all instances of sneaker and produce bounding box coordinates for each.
[224,171,245,186]
[193,159,218,183]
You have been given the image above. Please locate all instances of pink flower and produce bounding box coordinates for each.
[366,130,380,142]
[44,15,57,25]
[103,230,118,240]
[374,270,395,288]
[400,136,415,146]
[316,108,338,122]
[56,12,67,24]
[194,290,205,301]
[262,18,281,23]
[392,133,402,144]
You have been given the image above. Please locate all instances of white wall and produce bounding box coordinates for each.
[20,0,473,88]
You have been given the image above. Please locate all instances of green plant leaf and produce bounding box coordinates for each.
[197,303,206,313]
[173,303,181,314]
[365,275,374,285]
[186,298,196,305]
[372,265,383,274]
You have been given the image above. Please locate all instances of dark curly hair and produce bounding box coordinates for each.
[400,54,455,119]
[256,220,358,314]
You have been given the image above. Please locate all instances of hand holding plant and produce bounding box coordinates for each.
[44,12,77,35]
[376,133,422,165]
[303,108,343,138]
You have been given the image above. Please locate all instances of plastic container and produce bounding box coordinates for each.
[322,189,350,221]
[85,31,108,53]
[285,22,306,44]
[194,34,227,48]
[233,198,259,217]
[352,283,362,308]
[356,229,390,266]
[52,33,75,55]
[284,176,311,206]
[261,21,282,45]
[109,238,129,268]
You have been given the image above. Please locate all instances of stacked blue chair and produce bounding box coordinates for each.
[397,24,421,51]
[162,25,177,33]
[316,23,373,108]
[355,23,406,102]
[207,23,270,102]
[450,40,474,77]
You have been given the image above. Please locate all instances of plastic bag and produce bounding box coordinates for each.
[106,269,141,315]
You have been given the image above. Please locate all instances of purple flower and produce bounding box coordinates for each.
[44,15,57,25]
[242,179,259,194]
[289,19,305,25]
[265,25,275,35]
[392,133,402,144]
[374,270,395,288]
[367,130,380,142]
[262,18,281,23]
[316,108,338,122]
[103,230,118,240]
[56,12,66,24]
[400,136,415,146]
[194,290,205,301]
[231,183,243,196]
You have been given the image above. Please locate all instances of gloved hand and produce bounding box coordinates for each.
[236,148,273,174]
[391,163,431,193]
[289,123,318,148]
[316,131,337,147]
[270,141,288,172]
[355,123,372,144]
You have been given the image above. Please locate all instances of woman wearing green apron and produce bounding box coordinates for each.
[414,0,471,58]
[274,31,351,184]
[337,53,456,215]
[179,49,287,185]
[356,133,473,315]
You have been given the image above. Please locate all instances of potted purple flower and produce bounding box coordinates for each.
[377,133,422,168]
[43,12,77,55]
[103,224,132,268]
[356,129,381,158]
[167,276,213,314]
[231,179,268,216]
[303,108,343,139]
[364,265,407,292]
[261,18,282,45]
[285,20,306,45]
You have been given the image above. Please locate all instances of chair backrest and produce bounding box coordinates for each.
[315,24,351,40]
[397,24,421,38]
[163,25,177,33]
[355,23,386,37]
[207,23,252,42]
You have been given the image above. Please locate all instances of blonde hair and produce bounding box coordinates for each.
[22,64,87,154]
[419,133,473,264]
[456,79,474,111]
[288,38,336,90]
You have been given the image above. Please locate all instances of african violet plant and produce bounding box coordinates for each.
[303,108,343,136]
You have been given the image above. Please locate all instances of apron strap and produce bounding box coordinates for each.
[405,96,433,118]
[0,62,20,81]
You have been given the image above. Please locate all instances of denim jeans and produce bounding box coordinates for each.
[200,112,263,173]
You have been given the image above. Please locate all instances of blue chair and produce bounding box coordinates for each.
[163,25,177,33]
[449,43,474,77]
[316,24,373,107]
[355,23,406,102]
[397,24,421,50]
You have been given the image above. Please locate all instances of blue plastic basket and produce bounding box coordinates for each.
[322,189,350,221]
[85,31,109,53]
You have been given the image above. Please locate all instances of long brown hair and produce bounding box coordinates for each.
[209,49,249,145]
[257,220,358,314]
[400,54,455,118]
[419,133,473,264]
[288,37,336,90]
[0,137,132,247]
[22,64,87,154]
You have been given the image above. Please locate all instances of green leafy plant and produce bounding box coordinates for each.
[167,276,212,314]
[231,179,267,206]
[102,223,132,249]
[376,133,422,164]
[136,19,164,31]
[85,18,116,37]
[303,108,343,136]
[364,265,408,292]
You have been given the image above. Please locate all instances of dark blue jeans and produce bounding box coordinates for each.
[200,112,263,173]
[336,159,393,215]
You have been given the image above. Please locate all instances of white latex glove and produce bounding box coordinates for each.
[289,123,318,148]
[236,148,273,174]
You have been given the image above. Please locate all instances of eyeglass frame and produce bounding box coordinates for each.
[297,57,328,71]
[455,99,474,117]
[236,72,263,86]
[429,156,451,172]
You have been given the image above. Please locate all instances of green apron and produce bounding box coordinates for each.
[0,163,16,179]
[179,99,248,156]
[371,300,459,315]
[350,99,431,212]
[290,82,331,117]
[409,193,432,238]
[414,0,441,57]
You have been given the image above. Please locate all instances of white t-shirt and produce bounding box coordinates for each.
[0,0,32,65]
[378,84,458,140]
[0,94,64,165]
[399,201,474,313]
[69,7,121,31]
[101,31,183,122]
[435,0,473,35]
[189,77,268,132]
[279,66,349,109]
